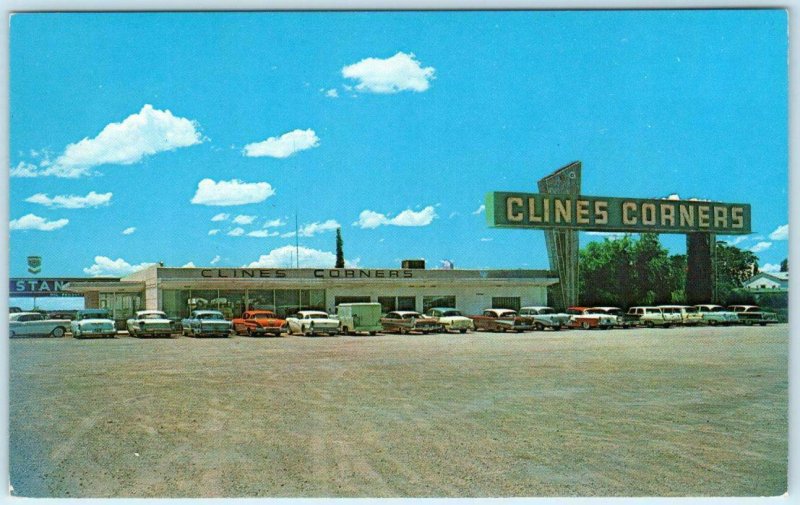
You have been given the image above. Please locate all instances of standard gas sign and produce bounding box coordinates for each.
[485,192,750,234]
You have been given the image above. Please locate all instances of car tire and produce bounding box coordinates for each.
[459,329,467,334]
[342,327,349,336]
[581,322,591,330]
[760,322,767,326]
[369,331,377,336]
[646,321,654,329]
[534,323,544,331]
[10,330,16,338]
[553,325,561,331]
[709,320,717,326]
[51,327,66,338]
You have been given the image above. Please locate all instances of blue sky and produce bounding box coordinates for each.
[9,10,789,282]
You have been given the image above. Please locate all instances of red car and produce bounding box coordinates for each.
[566,306,616,330]
[231,310,286,337]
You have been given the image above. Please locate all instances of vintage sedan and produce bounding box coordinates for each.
[519,306,571,330]
[286,310,340,336]
[627,306,679,328]
[232,310,286,337]
[469,308,535,333]
[566,307,616,330]
[425,308,474,333]
[586,307,639,328]
[380,311,442,334]
[70,309,117,338]
[693,304,739,326]
[9,312,70,338]
[728,305,779,326]
[126,310,178,338]
[181,310,232,338]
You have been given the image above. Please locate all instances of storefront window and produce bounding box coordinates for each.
[162,289,191,319]
[334,296,370,306]
[398,296,415,311]
[377,296,416,314]
[423,295,456,313]
[275,290,300,318]
[492,297,521,311]
[217,290,247,319]
[99,292,143,321]
[378,296,396,314]
[248,289,275,312]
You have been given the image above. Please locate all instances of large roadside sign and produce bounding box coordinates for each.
[486,192,751,235]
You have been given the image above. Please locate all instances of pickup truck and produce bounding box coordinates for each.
[728,305,779,326]
[232,310,286,337]
[469,308,535,332]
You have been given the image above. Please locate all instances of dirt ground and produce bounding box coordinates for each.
[9,324,787,498]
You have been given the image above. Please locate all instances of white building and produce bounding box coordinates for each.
[743,271,788,292]
[70,265,559,321]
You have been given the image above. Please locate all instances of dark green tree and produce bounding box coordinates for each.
[714,241,759,304]
[335,228,345,268]
[780,258,788,272]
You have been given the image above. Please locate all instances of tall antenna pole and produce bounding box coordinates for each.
[295,211,299,268]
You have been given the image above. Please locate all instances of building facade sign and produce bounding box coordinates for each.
[486,192,751,235]
[10,278,89,297]
[194,268,415,279]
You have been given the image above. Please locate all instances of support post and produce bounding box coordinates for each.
[686,232,716,305]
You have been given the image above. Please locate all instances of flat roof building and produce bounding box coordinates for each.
[69,265,559,321]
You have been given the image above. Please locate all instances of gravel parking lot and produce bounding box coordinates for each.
[9,324,787,497]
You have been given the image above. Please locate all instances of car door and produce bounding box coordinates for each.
[23,314,48,335]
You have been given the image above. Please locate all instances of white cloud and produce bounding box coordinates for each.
[210,255,221,265]
[25,191,113,209]
[587,232,626,240]
[353,206,437,229]
[227,227,245,237]
[448,211,460,219]
[247,230,280,238]
[750,242,772,253]
[83,256,155,277]
[472,204,485,215]
[298,219,340,237]
[324,89,339,98]
[10,161,39,178]
[191,178,275,206]
[122,227,136,235]
[769,224,788,241]
[262,218,285,228]
[243,129,320,158]
[17,105,202,178]
[721,235,750,246]
[342,52,435,94]
[480,238,493,242]
[232,214,257,225]
[182,262,196,268]
[208,229,220,236]
[211,213,230,222]
[10,214,69,231]
[245,245,357,268]
[761,263,781,273]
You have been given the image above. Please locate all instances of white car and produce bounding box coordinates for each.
[70,309,117,338]
[285,310,340,336]
[425,307,475,333]
[519,306,571,330]
[126,310,177,338]
[9,312,70,338]
[658,305,705,326]
[693,304,739,326]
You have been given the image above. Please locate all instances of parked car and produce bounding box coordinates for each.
[469,308,535,332]
[232,310,285,337]
[337,303,383,335]
[181,310,232,338]
[380,311,442,334]
[566,307,616,330]
[286,310,340,336]
[519,306,571,330]
[47,310,78,321]
[70,309,117,338]
[9,312,69,338]
[586,307,638,328]
[657,305,704,326]
[693,304,739,326]
[425,308,474,333]
[728,305,779,326]
[9,306,22,313]
[627,306,677,328]
[126,310,178,338]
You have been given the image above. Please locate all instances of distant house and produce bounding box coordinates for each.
[743,271,788,292]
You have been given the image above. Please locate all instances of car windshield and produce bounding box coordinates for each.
[539,308,554,314]
[443,310,463,317]
[586,309,606,314]
[79,312,108,320]
[198,312,223,320]
[402,313,420,319]
[252,313,274,320]
[498,310,517,317]
[710,307,727,312]
[141,313,167,319]
[307,313,329,319]
[684,307,698,313]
